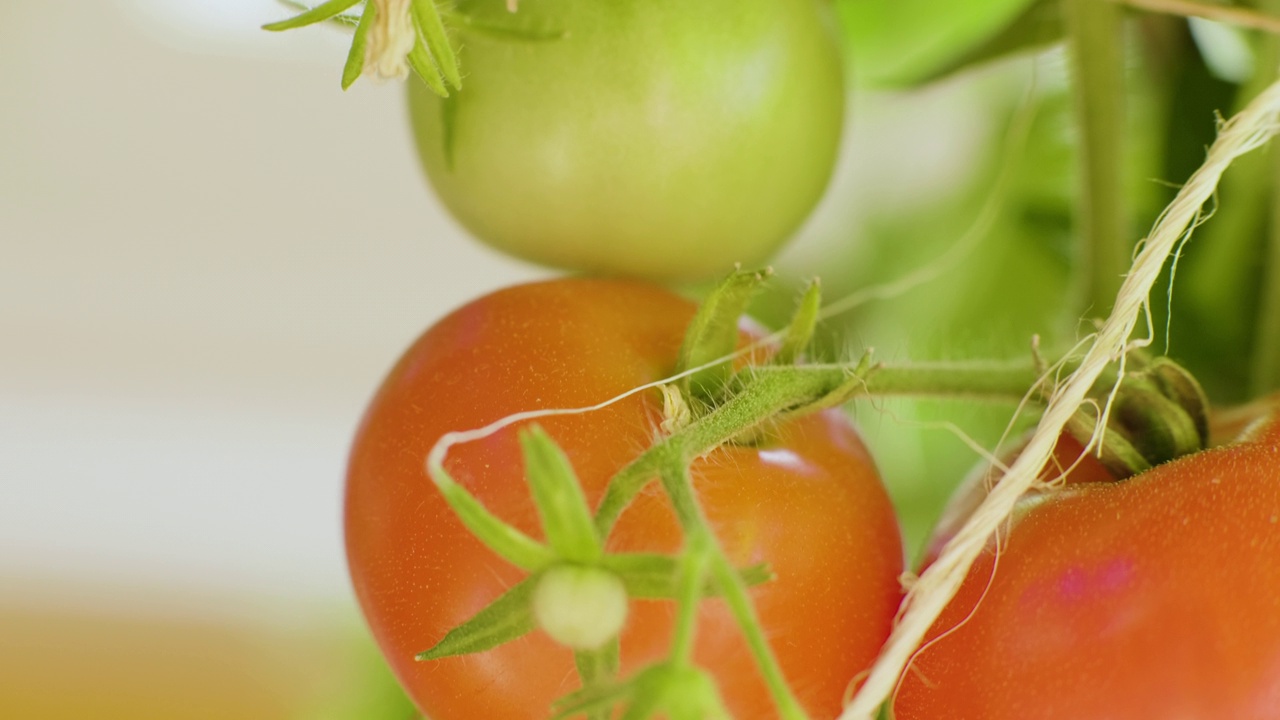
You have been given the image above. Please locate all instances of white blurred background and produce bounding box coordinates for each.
[1,1,547,715]
[0,2,990,716]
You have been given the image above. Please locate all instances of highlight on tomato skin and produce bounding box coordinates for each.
[893,413,1280,720]
[343,278,905,720]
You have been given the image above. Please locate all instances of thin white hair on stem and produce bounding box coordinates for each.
[817,66,1042,323]
[841,72,1280,720]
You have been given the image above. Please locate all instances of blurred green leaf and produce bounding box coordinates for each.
[839,0,1046,86]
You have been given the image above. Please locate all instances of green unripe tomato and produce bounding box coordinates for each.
[408,0,846,282]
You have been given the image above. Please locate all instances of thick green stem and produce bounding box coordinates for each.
[783,361,1051,401]
[1066,0,1131,317]
[1253,8,1280,394]
[593,360,1058,536]
[1255,153,1280,393]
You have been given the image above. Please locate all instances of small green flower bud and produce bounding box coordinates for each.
[532,565,628,650]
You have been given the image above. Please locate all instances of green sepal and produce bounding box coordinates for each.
[1147,357,1211,448]
[412,0,462,90]
[774,279,822,366]
[262,0,361,31]
[341,1,377,90]
[1110,375,1205,468]
[520,425,602,564]
[431,464,555,571]
[600,553,772,599]
[677,267,772,404]
[415,576,538,660]
[406,35,450,96]
[1064,406,1152,479]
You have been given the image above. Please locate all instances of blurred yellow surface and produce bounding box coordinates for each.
[0,584,413,720]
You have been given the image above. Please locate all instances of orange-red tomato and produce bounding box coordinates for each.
[895,411,1280,719]
[345,279,904,720]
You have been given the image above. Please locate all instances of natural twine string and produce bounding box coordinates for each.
[840,73,1280,720]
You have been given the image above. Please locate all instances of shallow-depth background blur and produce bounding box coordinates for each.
[1,1,1034,717]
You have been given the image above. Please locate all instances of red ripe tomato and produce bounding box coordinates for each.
[345,279,904,720]
[894,411,1280,719]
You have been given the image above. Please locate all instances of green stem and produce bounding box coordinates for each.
[668,530,712,666]
[657,462,810,720]
[772,361,1052,400]
[1066,0,1131,317]
[707,555,807,720]
[593,359,1059,535]
[1252,9,1280,394]
[595,367,852,536]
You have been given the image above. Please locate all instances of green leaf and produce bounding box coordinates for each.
[839,0,1044,87]
[677,268,771,404]
[262,0,361,31]
[341,1,377,90]
[415,577,538,660]
[600,553,772,599]
[912,0,1065,85]
[431,463,555,571]
[520,425,602,564]
[773,279,822,366]
[412,0,462,90]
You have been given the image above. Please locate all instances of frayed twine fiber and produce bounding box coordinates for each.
[366,0,416,81]
[840,73,1280,719]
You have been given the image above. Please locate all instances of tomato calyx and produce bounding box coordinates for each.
[553,531,733,720]
[263,0,462,92]
[414,422,772,653]
[1062,356,1210,479]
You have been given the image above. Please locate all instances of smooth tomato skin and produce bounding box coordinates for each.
[408,0,845,282]
[345,279,903,719]
[894,416,1280,720]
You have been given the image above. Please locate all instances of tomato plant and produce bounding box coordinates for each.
[894,412,1280,719]
[344,279,904,719]
[405,0,846,282]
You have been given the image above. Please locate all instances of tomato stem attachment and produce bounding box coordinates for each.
[595,357,1059,537]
